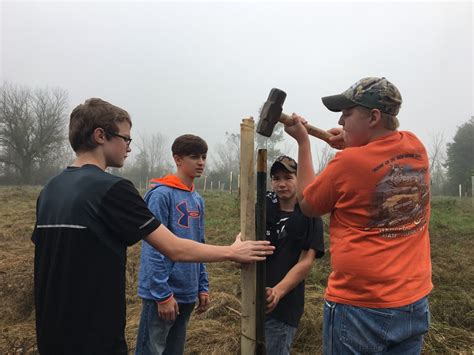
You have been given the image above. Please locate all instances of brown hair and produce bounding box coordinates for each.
[381,112,399,130]
[171,134,208,157]
[69,98,132,153]
[356,106,399,131]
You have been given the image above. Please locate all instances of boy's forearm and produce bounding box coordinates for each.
[273,260,313,298]
[296,138,316,202]
[145,225,233,262]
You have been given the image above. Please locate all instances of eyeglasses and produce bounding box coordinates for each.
[109,132,132,146]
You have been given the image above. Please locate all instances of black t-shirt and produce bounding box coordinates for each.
[32,164,161,354]
[265,191,325,327]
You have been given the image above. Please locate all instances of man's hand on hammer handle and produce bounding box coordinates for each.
[281,113,345,150]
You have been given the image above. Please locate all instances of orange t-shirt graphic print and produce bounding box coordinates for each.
[303,131,432,308]
[368,162,430,239]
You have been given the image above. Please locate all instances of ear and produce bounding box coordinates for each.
[369,109,382,128]
[92,127,107,145]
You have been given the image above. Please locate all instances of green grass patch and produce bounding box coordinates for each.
[430,197,474,237]
[0,187,472,354]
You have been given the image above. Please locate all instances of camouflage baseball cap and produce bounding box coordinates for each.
[270,155,297,175]
[321,77,402,115]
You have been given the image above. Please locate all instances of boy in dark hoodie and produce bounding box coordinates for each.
[136,134,209,355]
[264,156,325,354]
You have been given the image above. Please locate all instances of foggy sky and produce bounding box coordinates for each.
[1,1,473,166]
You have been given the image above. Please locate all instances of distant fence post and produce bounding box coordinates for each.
[230,171,233,194]
[238,173,241,197]
[203,175,207,192]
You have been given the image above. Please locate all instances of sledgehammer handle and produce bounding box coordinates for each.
[280,113,333,144]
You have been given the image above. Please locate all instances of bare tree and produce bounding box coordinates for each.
[120,132,172,187]
[136,132,171,176]
[255,124,284,163]
[428,131,447,195]
[314,143,335,174]
[0,83,68,184]
[205,132,241,191]
[212,124,286,175]
[212,132,241,175]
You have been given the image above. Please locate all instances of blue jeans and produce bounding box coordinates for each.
[265,317,298,355]
[135,299,195,355]
[323,296,430,355]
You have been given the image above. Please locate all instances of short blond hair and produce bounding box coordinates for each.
[356,106,399,131]
[381,112,399,130]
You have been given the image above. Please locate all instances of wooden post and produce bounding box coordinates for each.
[230,171,233,194]
[203,175,207,192]
[210,181,213,191]
[240,117,257,354]
[218,181,221,191]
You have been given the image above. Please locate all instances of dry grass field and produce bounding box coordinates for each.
[0,186,472,354]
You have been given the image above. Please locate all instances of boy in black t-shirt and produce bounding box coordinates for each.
[264,156,325,355]
[32,98,274,354]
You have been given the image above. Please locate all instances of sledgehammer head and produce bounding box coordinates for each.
[257,88,287,137]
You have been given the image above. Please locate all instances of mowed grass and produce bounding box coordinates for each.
[0,186,472,354]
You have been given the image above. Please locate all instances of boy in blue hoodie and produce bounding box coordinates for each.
[136,134,209,355]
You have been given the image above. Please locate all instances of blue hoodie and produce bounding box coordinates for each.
[137,175,209,303]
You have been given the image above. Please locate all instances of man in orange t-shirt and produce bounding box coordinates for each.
[284,77,432,354]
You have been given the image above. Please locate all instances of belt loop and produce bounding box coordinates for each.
[325,300,336,309]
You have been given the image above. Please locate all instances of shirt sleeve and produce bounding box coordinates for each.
[142,240,174,302]
[98,179,161,246]
[303,216,325,259]
[144,187,175,301]
[146,187,170,228]
[303,153,342,216]
[198,197,209,293]
[31,195,41,244]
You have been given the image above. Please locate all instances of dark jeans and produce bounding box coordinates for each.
[135,299,195,355]
[323,296,430,355]
[264,317,298,355]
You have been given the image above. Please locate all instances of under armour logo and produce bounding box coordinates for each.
[176,201,200,228]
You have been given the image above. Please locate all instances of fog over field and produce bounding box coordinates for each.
[1,1,472,164]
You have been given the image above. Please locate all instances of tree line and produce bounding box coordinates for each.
[1,84,472,197]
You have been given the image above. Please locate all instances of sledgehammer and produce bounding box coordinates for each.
[257,88,333,143]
